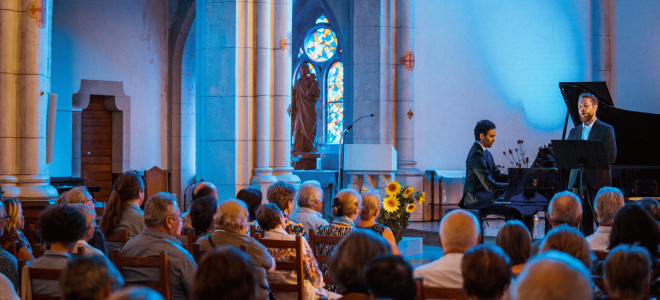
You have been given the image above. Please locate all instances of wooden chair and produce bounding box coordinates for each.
[27,223,45,258]
[250,224,264,239]
[105,228,131,250]
[593,250,609,261]
[307,229,343,285]
[28,267,62,300]
[414,277,467,300]
[110,250,171,300]
[255,235,305,300]
[182,229,196,253]
[192,242,206,263]
[144,166,169,200]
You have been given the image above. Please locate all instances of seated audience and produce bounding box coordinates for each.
[603,244,652,300]
[1,198,34,261]
[197,199,275,300]
[61,186,108,255]
[71,204,106,257]
[355,189,400,255]
[29,205,87,297]
[0,272,19,300]
[0,200,19,293]
[364,255,416,300]
[495,220,531,275]
[638,197,660,224]
[462,244,512,300]
[120,193,197,300]
[512,250,592,300]
[236,187,263,223]
[586,187,624,251]
[100,171,146,249]
[540,224,592,270]
[329,229,391,297]
[531,191,582,256]
[192,247,258,300]
[290,180,329,231]
[181,182,219,230]
[609,203,660,259]
[60,255,124,300]
[108,286,165,300]
[263,181,306,238]
[314,189,361,292]
[414,209,480,289]
[181,195,217,249]
[257,203,323,300]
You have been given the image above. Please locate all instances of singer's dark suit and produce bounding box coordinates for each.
[460,142,508,209]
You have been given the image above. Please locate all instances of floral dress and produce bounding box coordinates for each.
[251,215,308,240]
[357,223,386,236]
[314,224,353,292]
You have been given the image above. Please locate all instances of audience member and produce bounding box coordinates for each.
[638,197,660,223]
[355,189,400,255]
[586,187,624,251]
[603,244,651,300]
[29,205,87,297]
[100,171,145,249]
[60,186,108,255]
[513,250,592,300]
[257,203,323,300]
[462,244,512,300]
[181,182,219,230]
[197,199,274,300]
[609,203,660,259]
[60,255,124,300]
[1,198,34,261]
[192,247,258,300]
[236,187,263,222]
[71,204,106,257]
[181,195,218,249]
[414,209,480,288]
[107,286,164,300]
[290,180,329,231]
[120,193,197,300]
[531,191,582,255]
[0,201,19,293]
[364,255,416,300]
[0,272,19,300]
[314,189,361,292]
[329,229,391,297]
[265,181,306,238]
[539,224,592,270]
[495,220,531,275]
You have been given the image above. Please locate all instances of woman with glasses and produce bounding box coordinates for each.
[0,198,34,261]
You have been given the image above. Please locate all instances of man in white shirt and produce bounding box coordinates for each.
[586,187,624,251]
[290,180,329,231]
[413,209,480,288]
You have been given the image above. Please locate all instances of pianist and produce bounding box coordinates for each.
[459,120,522,221]
[567,93,617,236]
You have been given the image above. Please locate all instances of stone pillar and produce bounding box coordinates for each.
[592,0,612,87]
[379,0,393,145]
[272,0,299,185]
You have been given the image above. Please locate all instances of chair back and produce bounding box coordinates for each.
[28,267,62,300]
[307,229,343,285]
[27,223,44,258]
[414,277,467,300]
[182,229,195,253]
[110,250,171,300]
[144,166,169,200]
[192,242,206,263]
[255,235,305,300]
[105,228,131,249]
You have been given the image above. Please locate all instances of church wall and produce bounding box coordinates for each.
[414,1,592,171]
[50,0,168,176]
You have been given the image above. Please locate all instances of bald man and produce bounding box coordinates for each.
[513,250,593,300]
[531,191,582,256]
[413,209,481,288]
[182,182,219,230]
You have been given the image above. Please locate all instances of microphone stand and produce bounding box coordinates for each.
[338,114,373,189]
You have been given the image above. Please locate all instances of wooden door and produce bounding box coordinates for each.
[81,95,113,202]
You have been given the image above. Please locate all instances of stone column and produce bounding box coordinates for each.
[271,0,299,184]
[379,0,393,145]
[592,0,612,87]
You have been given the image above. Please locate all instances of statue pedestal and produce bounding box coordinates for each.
[292,152,321,170]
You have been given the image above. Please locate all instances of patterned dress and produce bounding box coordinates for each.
[252,216,308,240]
[314,224,353,292]
[357,223,386,236]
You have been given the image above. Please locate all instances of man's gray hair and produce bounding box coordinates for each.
[216,199,249,232]
[144,192,178,228]
[594,187,624,226]
[548,191,582,226]
[513,250,592,300]
[604,244,652,300]
[61,186,91,205]
[60,255,124,300]
[297,181,323,208]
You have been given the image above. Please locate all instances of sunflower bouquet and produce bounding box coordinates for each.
[376,180,426,243]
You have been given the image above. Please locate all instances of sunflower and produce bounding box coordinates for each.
[418,192,426,204]
[406,203,416,213]
[402,187,414,198]
[386,181,402,196]
[383,196,400,213]
[361,187,368,192]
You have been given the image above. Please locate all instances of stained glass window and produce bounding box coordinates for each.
[298,47,304,58]
[304,27,338,62]
[326,61,344,144]
[315,15,329,24]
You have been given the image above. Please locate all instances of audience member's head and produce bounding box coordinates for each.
[604,244,651,300]
[364,255,416,300]
[100,170,144,235]
[594,186,624,226]
[215,200,249,234]
[38,205,87,251]
[192,247,258,300]
[192,182,218,201]
[107,286,164,300]
[297,181,323,212]
[71,203,97,242]
[331,189,361,220]
[1,198,24,242]
[609,203,660,258]
[330,229,391,294]
[359,190,382,221]
[267,181,296,215]
[540,224,591,269]
[190,195,218,236]
[638,197,660,223]
[439,209,480,253]
[60,255,124,300]
[462,244,512,300]
[495,220,531,266]
[62,186,95,208]
[236,188,262,221]
[513,250,592,300]
[547,191,582,228]
[256,203,285,231]
[143,192,182,238]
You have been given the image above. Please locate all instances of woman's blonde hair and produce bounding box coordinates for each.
[332,189,361,218]
[359,190,382,220]
[0,198,22,244]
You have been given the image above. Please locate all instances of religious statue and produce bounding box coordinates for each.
[291,64,320,153]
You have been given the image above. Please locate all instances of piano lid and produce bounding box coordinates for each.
[559,82,660,166]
